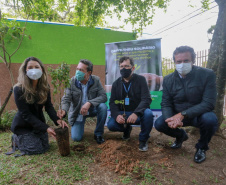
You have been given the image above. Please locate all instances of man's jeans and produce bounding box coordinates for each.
[107,109,154,142]
[71,103,107,141]
[154,112,218,150]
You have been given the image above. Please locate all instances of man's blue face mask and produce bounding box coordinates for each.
[75,70,86,81]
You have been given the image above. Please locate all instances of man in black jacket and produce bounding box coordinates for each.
[155,46,218,163]
[107,56,154,152]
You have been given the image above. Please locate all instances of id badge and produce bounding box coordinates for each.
[125,98,130,105]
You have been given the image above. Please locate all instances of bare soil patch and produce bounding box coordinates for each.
[75,120,226,184]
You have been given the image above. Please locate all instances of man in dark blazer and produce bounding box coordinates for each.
[155,46,218,163]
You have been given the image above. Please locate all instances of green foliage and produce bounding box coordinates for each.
[3,0,218,35]
[114,100,125,105]
[6,0,170,35]
[207,25,216,42]
[161,57,175,77]
[0,19,22,43]
[114,99,125,115]
[48,62,70,109]
[0,19,25,58]
[123,0,169,34]
[201,0,211,10]
[0,110,17,130]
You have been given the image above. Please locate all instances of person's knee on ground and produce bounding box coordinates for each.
[71,134,83,142]
[71,122,85,142]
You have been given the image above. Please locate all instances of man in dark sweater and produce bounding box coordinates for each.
[155,46,218,163]
[107,56,154,151]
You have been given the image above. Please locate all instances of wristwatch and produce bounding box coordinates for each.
[181,111,187,118]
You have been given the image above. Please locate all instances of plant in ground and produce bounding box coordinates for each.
[48,62,71,156]
[48,62,70,110]
[114,100,127,128]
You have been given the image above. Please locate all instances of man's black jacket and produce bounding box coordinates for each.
[109,73,152,119]
[161,65,216,120]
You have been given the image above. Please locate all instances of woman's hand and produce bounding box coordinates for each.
[57,119,69,128]
[47,127,56,139]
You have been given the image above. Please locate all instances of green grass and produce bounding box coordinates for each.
[0,132,94,184]
[120,175,133,184]
[139,163,156,184]
[0,110,17,130]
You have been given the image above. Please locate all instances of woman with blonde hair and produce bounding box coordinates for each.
[6,57,68,156]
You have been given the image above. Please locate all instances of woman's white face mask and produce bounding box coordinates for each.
[26,69,43,80]
[175,62,192,76]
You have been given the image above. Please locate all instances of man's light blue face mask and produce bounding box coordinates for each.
[75,70,86,81]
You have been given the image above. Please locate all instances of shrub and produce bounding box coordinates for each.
[0,110,17,130]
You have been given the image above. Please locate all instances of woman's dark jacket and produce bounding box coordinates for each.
[109,73,152,119]
[11,86,59,135]
[161,65,216,120]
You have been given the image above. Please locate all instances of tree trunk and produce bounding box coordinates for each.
[207,0,226,129]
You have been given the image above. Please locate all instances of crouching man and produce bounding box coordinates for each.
[58,59,107,144]
[107,56,154,151]
[155,46,218,163]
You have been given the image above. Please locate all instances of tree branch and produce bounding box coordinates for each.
[2,40,7,65]
[0,55,7,64]
[10,16,28,58]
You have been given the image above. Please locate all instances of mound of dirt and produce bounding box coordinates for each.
[95,140,142,175]
[95,138,174,176]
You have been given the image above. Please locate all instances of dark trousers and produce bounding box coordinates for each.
[154,112,218,150]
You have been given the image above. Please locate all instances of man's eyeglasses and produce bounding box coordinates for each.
[119,65,132,69]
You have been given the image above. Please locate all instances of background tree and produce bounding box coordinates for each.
[206,0,226,133]
[0,15,28,119]
[2,0,170,35]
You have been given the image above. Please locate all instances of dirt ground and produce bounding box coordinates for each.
[69,120,226,185]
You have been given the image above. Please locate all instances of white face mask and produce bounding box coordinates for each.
[175,62,192,76]
[26,69,43,80]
